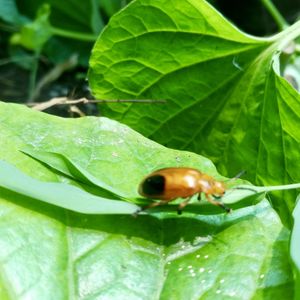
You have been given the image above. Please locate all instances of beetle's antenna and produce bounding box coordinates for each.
[223,170,257,196]
[230,170,246,181]
[223,170,246,183]
[226,171,257,193]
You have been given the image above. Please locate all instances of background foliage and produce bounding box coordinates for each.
[0,0,300,299]
[0,0,299,103]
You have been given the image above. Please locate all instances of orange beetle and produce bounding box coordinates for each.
[137,167,231,214]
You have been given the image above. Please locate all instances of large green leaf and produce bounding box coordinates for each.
[0,102,294,298]
[88,0,300,224]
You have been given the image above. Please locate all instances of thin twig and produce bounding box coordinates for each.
[69,105,86,117]
[30,54,78,101]
[28,97,166,111]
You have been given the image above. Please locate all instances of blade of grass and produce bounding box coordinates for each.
[0,160,139,214]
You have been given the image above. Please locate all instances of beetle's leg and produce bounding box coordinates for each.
[197,193,202,201]
[205,194,232,213]
[133,200,168,217]
[177,197,192,215]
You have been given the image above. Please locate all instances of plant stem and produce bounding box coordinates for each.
[28,50,40,102]
[252,183,300,193]
[51,27,97,42]
[261,0,289,30]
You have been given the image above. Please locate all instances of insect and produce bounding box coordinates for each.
[137,167,231,214]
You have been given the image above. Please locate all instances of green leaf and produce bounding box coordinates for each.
[0,0,23,24]
[291,195,300,299]
[19,148,261,199]
[21,148,127,199]
[19,148,269,214]
[20,146,300,213]
[160,201,293,299]
[0,102,224,199]
[0,101,294,298]
[291,199,300,268]
[88,0,300,225]
[10,4,52,50]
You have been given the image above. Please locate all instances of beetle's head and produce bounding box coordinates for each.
[212,181,226,196]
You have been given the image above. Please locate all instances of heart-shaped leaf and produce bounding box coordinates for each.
[88,0,300,225]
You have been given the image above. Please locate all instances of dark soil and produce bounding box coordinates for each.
[0,62,99,118]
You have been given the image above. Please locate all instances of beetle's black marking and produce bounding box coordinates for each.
[142,175,165,196]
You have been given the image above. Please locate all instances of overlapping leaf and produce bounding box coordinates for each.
[89,0,300,224]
